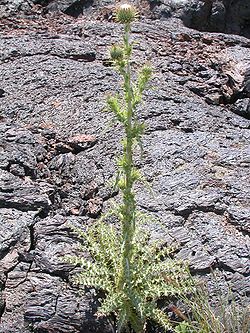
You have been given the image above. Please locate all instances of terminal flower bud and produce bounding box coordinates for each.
[115,4,138,24]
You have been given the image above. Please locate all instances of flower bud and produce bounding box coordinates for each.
[110,45,124,61]
[115,4,138,24]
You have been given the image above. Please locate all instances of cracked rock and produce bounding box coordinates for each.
[0,1,250,332]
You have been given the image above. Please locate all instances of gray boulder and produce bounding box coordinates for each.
[149,0,250,38]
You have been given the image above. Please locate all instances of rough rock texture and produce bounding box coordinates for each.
[0,1,250,332]
[0,0,110,18]
[183,0,250,38]
[149,0,250,39]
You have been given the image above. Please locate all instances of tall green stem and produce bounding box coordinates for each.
[119,23,136,294]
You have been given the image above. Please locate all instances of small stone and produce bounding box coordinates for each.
[205,92,222,105]
[9,163,26,177]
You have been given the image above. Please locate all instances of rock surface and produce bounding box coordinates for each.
[149,0,250,39]
[0,1,250,332]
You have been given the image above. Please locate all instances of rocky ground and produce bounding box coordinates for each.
[0,1,250,332]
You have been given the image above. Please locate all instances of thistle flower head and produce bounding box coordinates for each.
[115,4,138,24]
[110,45,124,62]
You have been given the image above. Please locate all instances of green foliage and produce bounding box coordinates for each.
[175,322,194,333]
[67,220,193,333]
[67,5,194,333]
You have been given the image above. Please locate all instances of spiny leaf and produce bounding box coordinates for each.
[131,122,145,139]
[106,95,126,123]
[138,65,152,94]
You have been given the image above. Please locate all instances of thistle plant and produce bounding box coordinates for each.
[67,4,193,333]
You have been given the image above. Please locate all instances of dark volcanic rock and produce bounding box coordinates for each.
[33,214,79,275]
[0,214,113,333]
[2,270,112,333]
[0,3,250,333]
[0,0,114,18]
[45,0,94,17]
[0,122,52,212]
[0,208,35,274]
[0,0,31,16]
[182,0,250,39]
[0,169,52,211]
[149,0,250,39]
